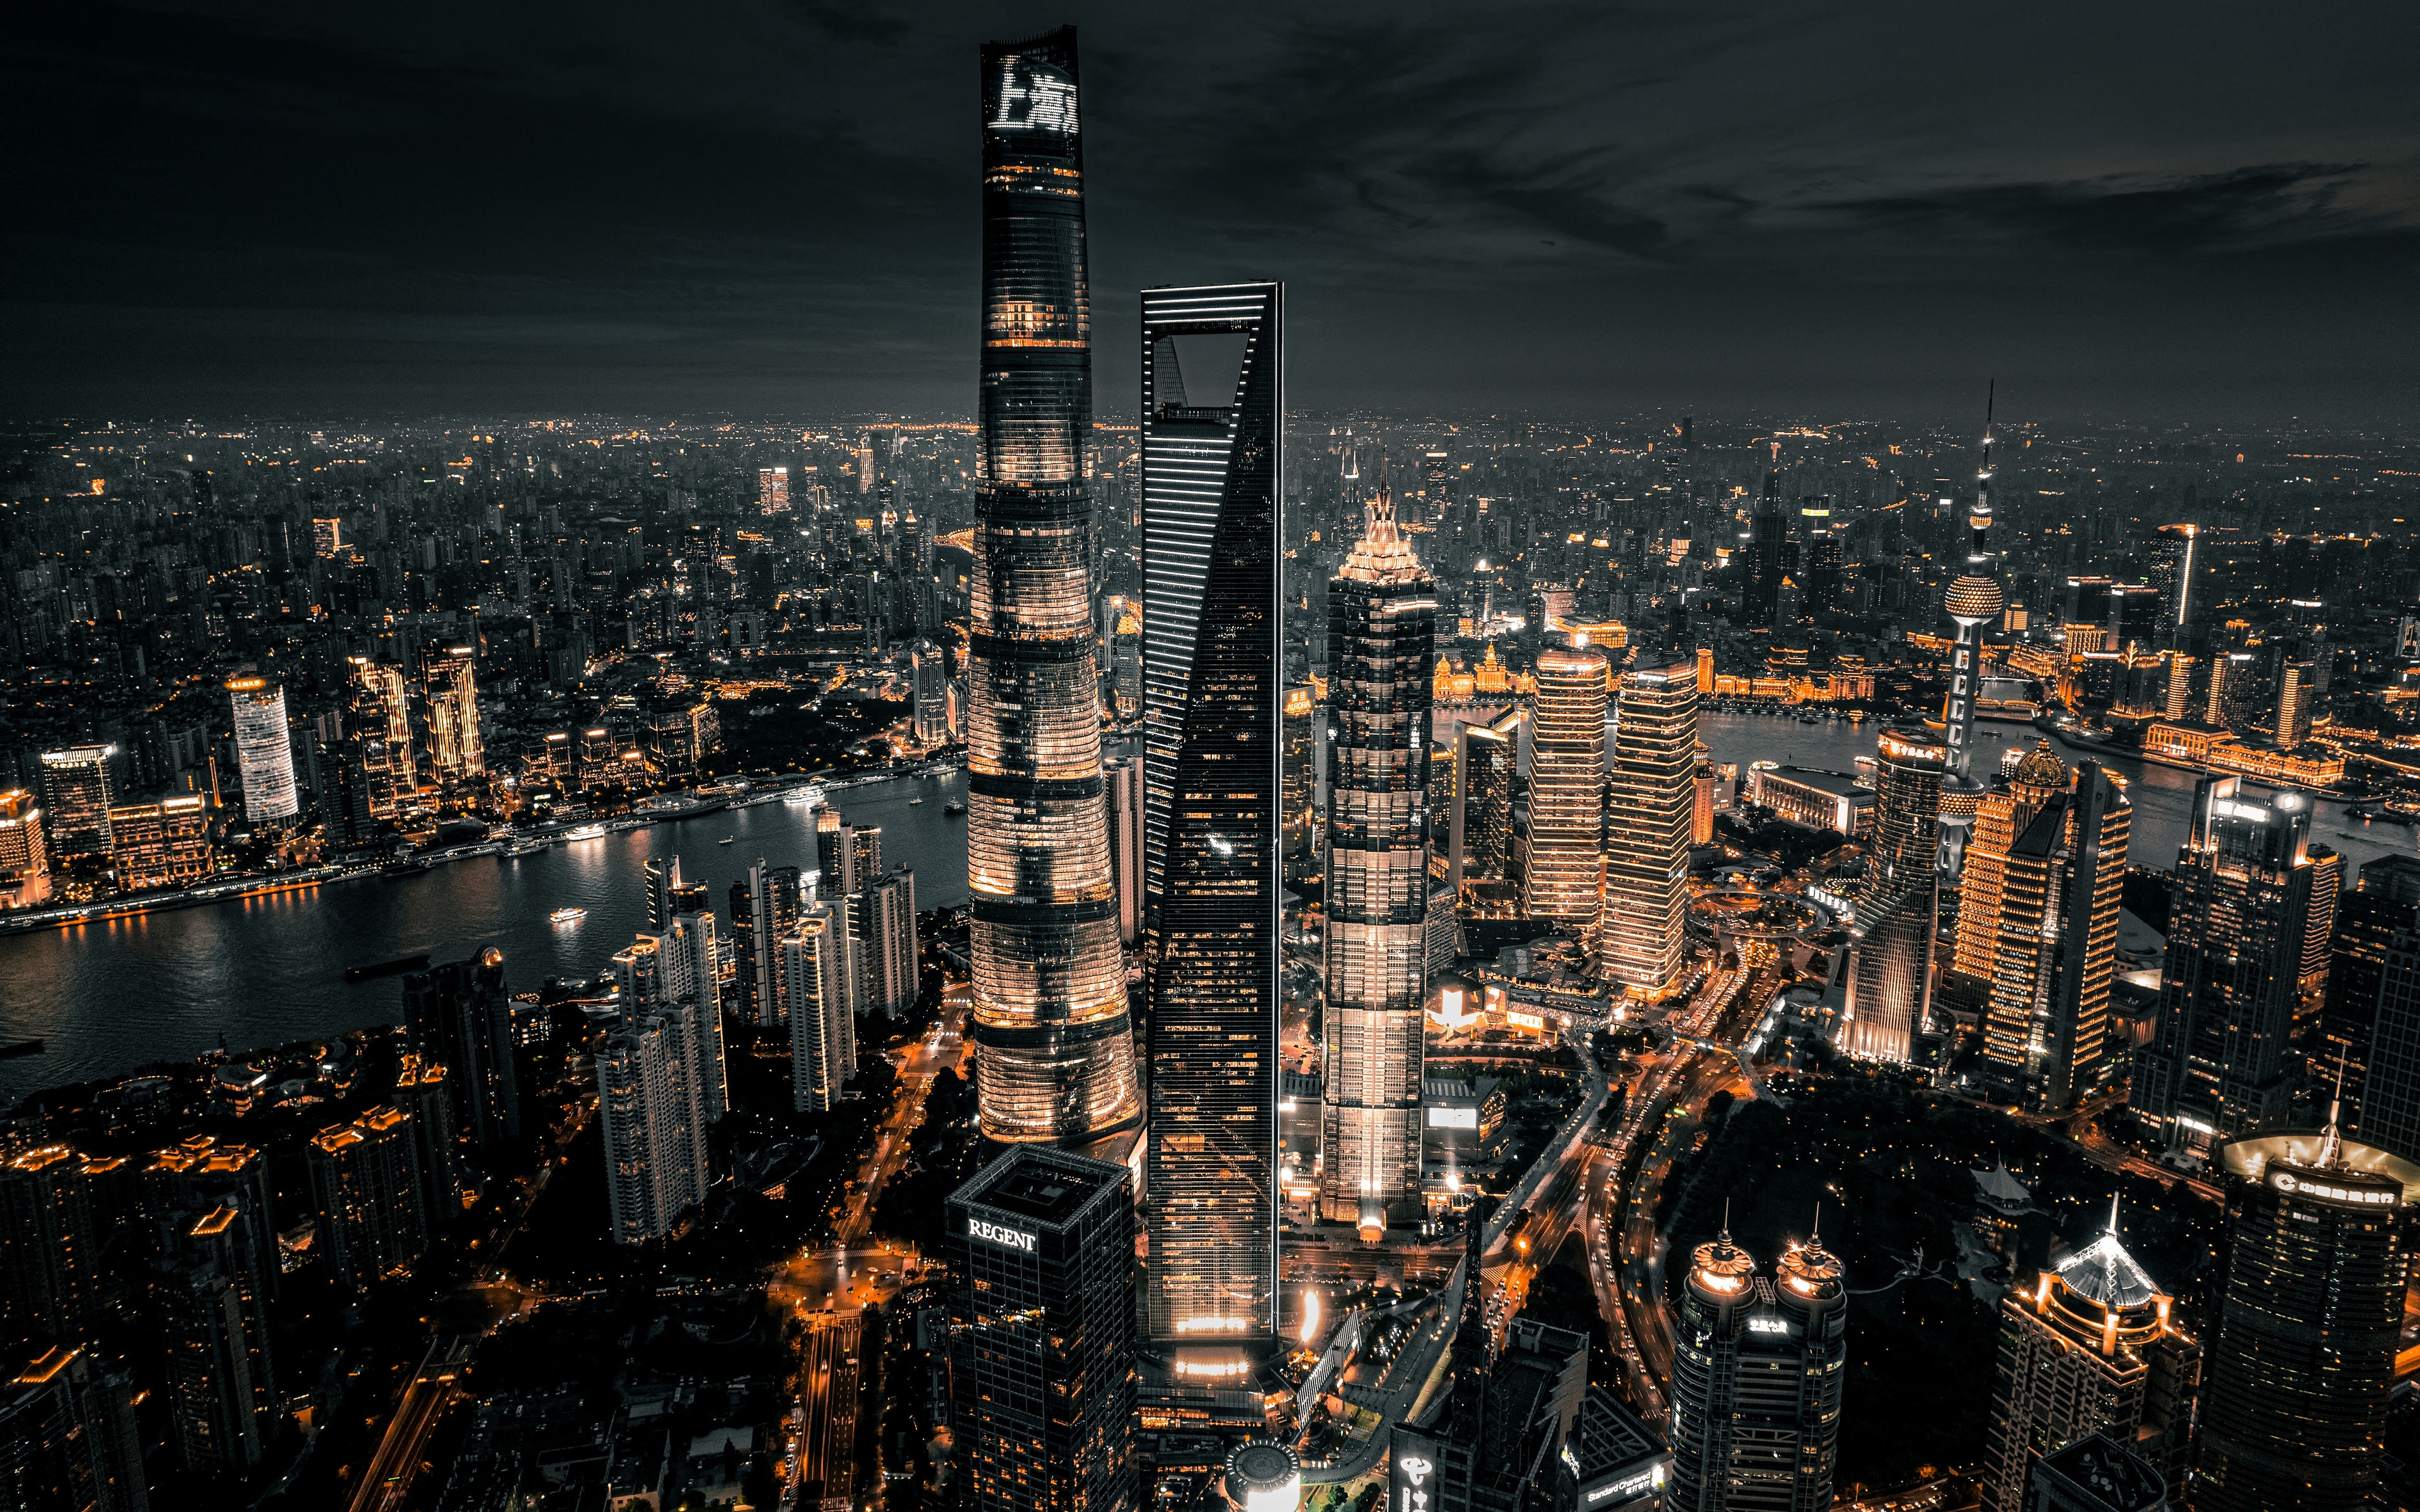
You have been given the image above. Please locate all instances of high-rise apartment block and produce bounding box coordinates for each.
[225,675,299,824]
[850,869,919,1019]
[1601,662,1697,994]
[1320,483,1434,1232]
[158,1201,280,1471]
[946,1145,1136,1512]
[596,1005,714,1244]
[2196,1131,2414,1511]
[307,1105,430,1291]
[1663,1228,1848,1511]
[400,949,522,1156]
[736,860,802,1026]
[1140,278,1286,1351]
[0,1346,150,1512]
[790,900,860,1113]
[1981,1205,2198,1511]
[1523,638,1608,934]
[760,465,791,517]
[2135,777,2327,1154]
[967,26,1141,1148]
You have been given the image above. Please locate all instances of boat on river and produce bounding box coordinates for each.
[551,907,586,924]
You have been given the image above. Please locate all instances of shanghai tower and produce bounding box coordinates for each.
[967,28,1140,1144]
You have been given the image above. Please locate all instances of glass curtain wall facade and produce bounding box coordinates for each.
[1523,639,1609,936]
[1600,662,1697,993]
[1978,764,2129,1112]
[1139,280,1284,1350]
[966,24,1139,1149]
[1319,484,1435,1230]
[1838,726,1947,1065]
[225,677,298,825]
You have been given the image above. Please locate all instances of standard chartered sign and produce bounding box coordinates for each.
[969,1218,1040,1252]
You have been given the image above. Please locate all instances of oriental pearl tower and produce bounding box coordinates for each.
[1937,386,2003,883]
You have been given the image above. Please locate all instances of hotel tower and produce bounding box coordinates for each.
[1319,479,1435,1232]
[967,28,1140,1145]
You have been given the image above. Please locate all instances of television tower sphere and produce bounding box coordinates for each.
[1945,574,2005,625]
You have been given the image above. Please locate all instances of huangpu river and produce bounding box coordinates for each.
[3,714,2408,1107]
[0,770,969,1106]
[1697,707,2414,883]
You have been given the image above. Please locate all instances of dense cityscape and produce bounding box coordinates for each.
[4,16,2419,1512]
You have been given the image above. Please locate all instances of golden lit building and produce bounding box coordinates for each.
[1978,764,2130,1111]
[0,790,51,908]
[1599,662,1697,994]
[107,796,212,891]
[1523,638,1609,939]
[424,647,485,782]
[1952,742,2072,984]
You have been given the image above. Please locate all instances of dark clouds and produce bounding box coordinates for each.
[4,1,2415,421]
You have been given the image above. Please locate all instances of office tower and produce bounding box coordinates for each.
[223,675,299,825]
[1523,638,1608,933]
[106,796,210,890]
[849,869,919,1019]
[1390,1313,1593,1512]
[0,789,50,909]
[2196,1130,2414,1511]
[0,1347,149,1512]
[158,1203,279,1471]
[1837,727,1946,1064]
[1978,764,2131,1111]
[38,745,115,859]
[2025,1434,2169,1512]
[1423,448,1453,525]
[789,900,860,1112]
[424,646,485,781]
[1109,604,1144,721]
[1282,682,1318,864]
[1662,1228,1847,1511]
[967,27,1140,1147]
[2321,857,2420,1145]
[739,860,802,1026]
[1319,482,1435,1232]
[306,1105,429,1291]
[912,639,951,746]
[1452,711,1520,894]
[646,852,683,932]
[946,1146,1136,1512]
[1693,760,1716,845]
[2134,777,2324,1154]
[1981,1203,2199,1511]
[2151,524,2199,641]
[1105,754,1144,946]
[1601,662,1697,994]
[2274,659,2315,748]
[760,465,791,517]
[596,1010,710,1244]
[0,1145,105,1348]
[1952,743,2072,985]
[352,656,419,795]
[1741,471,1790,628]
[399,949,521,1155]
[1139,278,1285,1349]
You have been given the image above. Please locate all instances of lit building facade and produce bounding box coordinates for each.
[912,639,952,747]
[1139,278,1285,1349]
[2134,777,2325,1154]
[1664,1228,1847,1511]
[1981,1206,2199,1511]
[1523,639,1608,934]
[1105,755,1144,947]
[946,1146,1136,1512]
[106,796,211,891]
[424,646,485,781]
[2195,1131,2416,1511]
[1979,764,2130,1111]
[850,868,919,1019]
[789,901,860,1113]
[225,676,298,825]
[1838,727,1945,1063]
[1601,662,1697,994]
[1952,743,2072,985]
[760,464,791,517]
[967,26,1141,1147]
[38,745,116,859]
[596,1007,712,1244]
[306,1105,429,1291]
[1320,483,1434,1231]
[0,789,50,909]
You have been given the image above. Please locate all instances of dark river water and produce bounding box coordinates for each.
[1696,709,2414,883]
[0,770,969,1106]
[4,714,2406,1107]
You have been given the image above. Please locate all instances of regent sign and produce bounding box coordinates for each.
[969,1218,1040,1252]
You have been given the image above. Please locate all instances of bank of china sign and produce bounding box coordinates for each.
[970,1218,1040,1252]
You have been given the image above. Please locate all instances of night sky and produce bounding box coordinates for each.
[8,3,2416,423]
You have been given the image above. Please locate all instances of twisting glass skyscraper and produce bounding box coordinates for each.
[967,28,1139,1145]
[1139,280,1285,1351]
[1320,481,1435,1232]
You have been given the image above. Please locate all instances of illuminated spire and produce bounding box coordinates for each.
[1970,379,1997,566]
